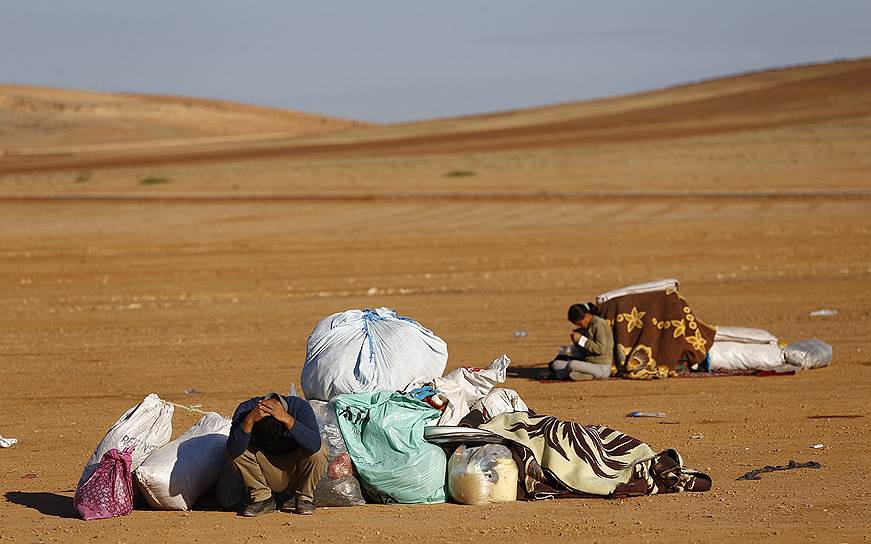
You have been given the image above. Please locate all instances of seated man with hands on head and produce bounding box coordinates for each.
[548,302,614,381]
[227,392,327,517]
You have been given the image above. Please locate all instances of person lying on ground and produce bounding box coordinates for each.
[548,302,614,381]
[227,392,327,517]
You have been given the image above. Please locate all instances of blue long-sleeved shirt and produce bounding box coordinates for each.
[226,394,321,459]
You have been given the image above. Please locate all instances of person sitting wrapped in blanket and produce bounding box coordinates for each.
[548,303,614,381]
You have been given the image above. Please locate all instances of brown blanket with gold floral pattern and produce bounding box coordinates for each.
[598,288,716,379]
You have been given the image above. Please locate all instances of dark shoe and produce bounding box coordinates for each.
[293,498,316,516]
[568,371,594,381]
[240,497,276,517]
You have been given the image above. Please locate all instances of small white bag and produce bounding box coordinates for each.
[77,394,174,491]
[784,339,833,369]
[134,412,231,511]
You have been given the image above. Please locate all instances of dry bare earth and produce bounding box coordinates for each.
[1,59,870,543]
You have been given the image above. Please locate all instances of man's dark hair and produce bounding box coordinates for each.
[568,302,600,322]
[251,416,286,453]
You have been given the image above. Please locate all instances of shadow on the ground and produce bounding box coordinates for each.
[5,491,78,519]
[506,366,549,381]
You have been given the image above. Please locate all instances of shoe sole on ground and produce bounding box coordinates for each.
[240,501,277,517]
[568,371,594,381]
[279,500,316,515]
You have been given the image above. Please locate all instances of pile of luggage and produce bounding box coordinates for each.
[73,308,532,518]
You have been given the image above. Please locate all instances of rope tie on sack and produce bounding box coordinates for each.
[163,400,212,415]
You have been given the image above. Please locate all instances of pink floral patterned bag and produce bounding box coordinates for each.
[73,447,135,520]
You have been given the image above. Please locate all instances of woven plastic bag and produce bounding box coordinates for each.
[134,413,231,510]
[74,447,135,520]
[301,308,448,401]
[77,394,174,490]
[335,391,446,504]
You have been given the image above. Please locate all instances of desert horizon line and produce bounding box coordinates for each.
[2,55,868,125]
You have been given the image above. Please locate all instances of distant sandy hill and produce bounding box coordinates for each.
[0,84,369,150]
[321,56,871,154]
[1,57,869,175]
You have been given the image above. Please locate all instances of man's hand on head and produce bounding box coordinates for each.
[241,404,267,433]
[259,398,295,429]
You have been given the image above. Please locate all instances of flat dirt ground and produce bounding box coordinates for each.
[1,60,870,543]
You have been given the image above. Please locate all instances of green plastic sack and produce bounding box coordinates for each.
[335,391,446,504]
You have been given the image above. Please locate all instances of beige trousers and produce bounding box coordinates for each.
[231,441,329,502]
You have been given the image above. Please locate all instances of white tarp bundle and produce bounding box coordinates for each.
[301,307,448,401]
[714,326,778,345]
[134,412,231,511]
[708,325,784,371]
[405,354,515,426]
[708,342,785,371]
[595,279,679,304]
[77,394,174,491]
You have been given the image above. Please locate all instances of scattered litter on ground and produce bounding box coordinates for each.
[627,411,666,418]
[512,330,528,337]
[658,421,680,425]
[736,460,822,481]
[809,309,837,317]
[22,473,38,479]
[690,434,704,440]
[807,414,863,419]
[183,388,200,395]
[810,443,825,449]
[0,435,18,448]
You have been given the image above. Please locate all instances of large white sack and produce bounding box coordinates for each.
[77,393,174,491]
[134,412,231,511]
[595,279,679,304]
[714,326,778,345]
[301,307,448,401]
[708,341,785,371]
[406,354,511,426]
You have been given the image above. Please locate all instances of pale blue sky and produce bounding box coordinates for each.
[1,1,869,122]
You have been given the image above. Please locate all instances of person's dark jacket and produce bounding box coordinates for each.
[226,394,321,459]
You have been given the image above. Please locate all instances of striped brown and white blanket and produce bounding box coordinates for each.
[478,412,711,499]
